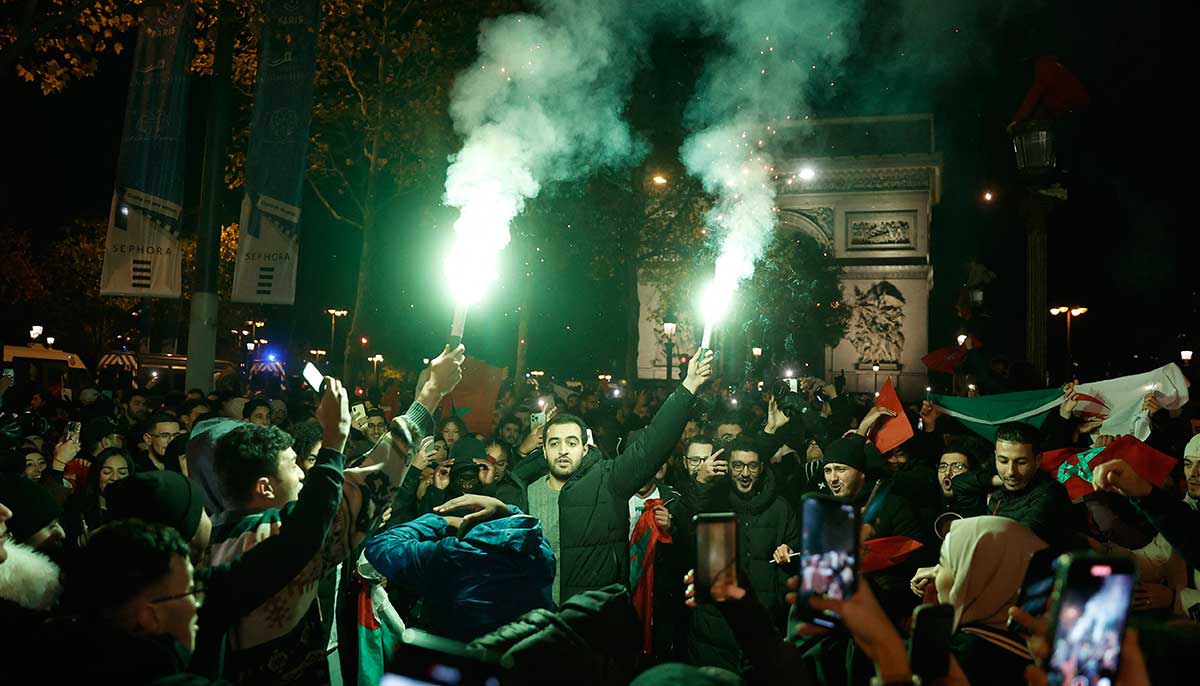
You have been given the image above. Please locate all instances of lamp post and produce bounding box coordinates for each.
[326,309,348,357]
[369,354,384,385]
[1050,306,1087,372]
[872,363,880,393]
[29,325,43,341]
[45,337,55,348]
[662,312,677,381]
[309,349,326,363]
[1182,350,1193,365]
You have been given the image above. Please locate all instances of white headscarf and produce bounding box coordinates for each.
[941,516,1048,630]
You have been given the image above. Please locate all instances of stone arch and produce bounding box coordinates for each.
[776,207,834,252]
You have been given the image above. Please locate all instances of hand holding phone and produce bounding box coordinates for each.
[302,361,325,393]
[350,403,368,431]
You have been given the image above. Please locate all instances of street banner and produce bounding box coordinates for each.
[100,1,193,297]
[231,0,321,304]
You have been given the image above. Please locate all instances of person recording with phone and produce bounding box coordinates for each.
[685,434,800,672]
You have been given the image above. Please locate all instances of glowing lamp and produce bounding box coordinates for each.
[799,167,816,181]
[751,347,762,358]
[956,334,967,346]
[1182,350,1194,362]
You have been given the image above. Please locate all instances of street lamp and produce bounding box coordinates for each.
[29,325,43,341]
[662,311,677,381]
[309,349,326,361]
[45,337,55,348]
[1050,305,1087,367]
[326,309,348,355]
[1182,350,1194,364]
[872,363,880,392]
[246,320,265,339]
[369,354,384,384]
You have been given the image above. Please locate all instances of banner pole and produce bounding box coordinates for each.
[185,1,235,392]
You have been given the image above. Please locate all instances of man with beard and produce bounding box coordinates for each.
[685,435,799,672]
[523,350,712,605]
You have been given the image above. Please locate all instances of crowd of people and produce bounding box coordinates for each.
[0,345,1197,686]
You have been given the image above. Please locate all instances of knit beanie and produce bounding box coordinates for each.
[0,475,63,543]
[105,471,204,541]
[821,433,879,474]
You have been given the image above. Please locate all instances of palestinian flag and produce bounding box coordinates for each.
[1040,434,1178,502]
[927,388,1064,442]
[630,497,672,654]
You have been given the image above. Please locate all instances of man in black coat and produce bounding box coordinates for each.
[685,435,800,672]
[519,350,713,605]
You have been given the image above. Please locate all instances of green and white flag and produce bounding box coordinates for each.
[928,388,1064,443]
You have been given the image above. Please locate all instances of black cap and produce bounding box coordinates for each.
[821,434,879,473]
[106,471,205,541]
[82,416,120,451]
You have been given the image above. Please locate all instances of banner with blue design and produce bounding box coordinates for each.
[100,1,192,298]
[231,0,321,304]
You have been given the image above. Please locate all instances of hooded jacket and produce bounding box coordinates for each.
[365,507,555,642]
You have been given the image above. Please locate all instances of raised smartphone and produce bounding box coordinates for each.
[693,512,737,603]
[1045,554,1136,686]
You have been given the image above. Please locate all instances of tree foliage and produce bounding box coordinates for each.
[1,0,136,94]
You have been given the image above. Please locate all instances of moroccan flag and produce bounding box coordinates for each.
[872,378,913,454]
[438,356,507,437]
[921,345,967,374]
[1041,434,1177,502]
[928,387,1064,443]
[630,497,672,654]
[861,536,923,574]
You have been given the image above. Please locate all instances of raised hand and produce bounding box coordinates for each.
[765,396,790,434]
[316,376,351,453]
[695,449,727,484]
[683,348,714,394]
[428,344,466,396]
[434,494,510,538]
[1059,380,1080,419]
[1092,458,1152,498]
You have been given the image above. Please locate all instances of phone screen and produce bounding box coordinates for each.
[694,513,737,602]
[302,362,324,392]
[1047,559,1135,686]
[909,604,955,682]
[799,496,859,601]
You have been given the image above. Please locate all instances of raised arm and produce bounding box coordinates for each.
[321,346,464,568]
[610,350,712,498]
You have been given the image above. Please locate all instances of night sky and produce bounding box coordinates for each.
[1,0,1190,384]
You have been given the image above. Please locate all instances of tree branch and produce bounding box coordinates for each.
[336,60,370,120]
[307,176,363,230]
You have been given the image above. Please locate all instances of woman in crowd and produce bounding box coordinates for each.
[61,447,133,548]
[437,415,469,450]
[935,516,1049,686]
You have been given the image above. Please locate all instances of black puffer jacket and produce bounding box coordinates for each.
[686,467,800,671]
[538,386,696,602]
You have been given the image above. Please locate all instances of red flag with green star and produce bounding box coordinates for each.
[630,498,671,655]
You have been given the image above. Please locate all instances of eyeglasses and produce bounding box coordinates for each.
[684,456,706,466]
[937,463,969,474]
[149,431,183,440]
[730,462,762,474]
[366,422,388,429]
[149,583,205,607]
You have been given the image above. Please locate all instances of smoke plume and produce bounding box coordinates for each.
[443,1,653,305]
[682,0,863,316]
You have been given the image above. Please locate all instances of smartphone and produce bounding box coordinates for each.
[529,411,546,429]
[909,604,955,683]
[67,421,82,442]
[1045,554,1136,686]
[302,361,325,393]
[2,368,13,380]
[350,403,368,430]
[798,494,859,601]
[383,628,509,685]
[693,512,737,603]
[1008,549,1063,636]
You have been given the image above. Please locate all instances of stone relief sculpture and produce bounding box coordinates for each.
[849,281,906,365]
